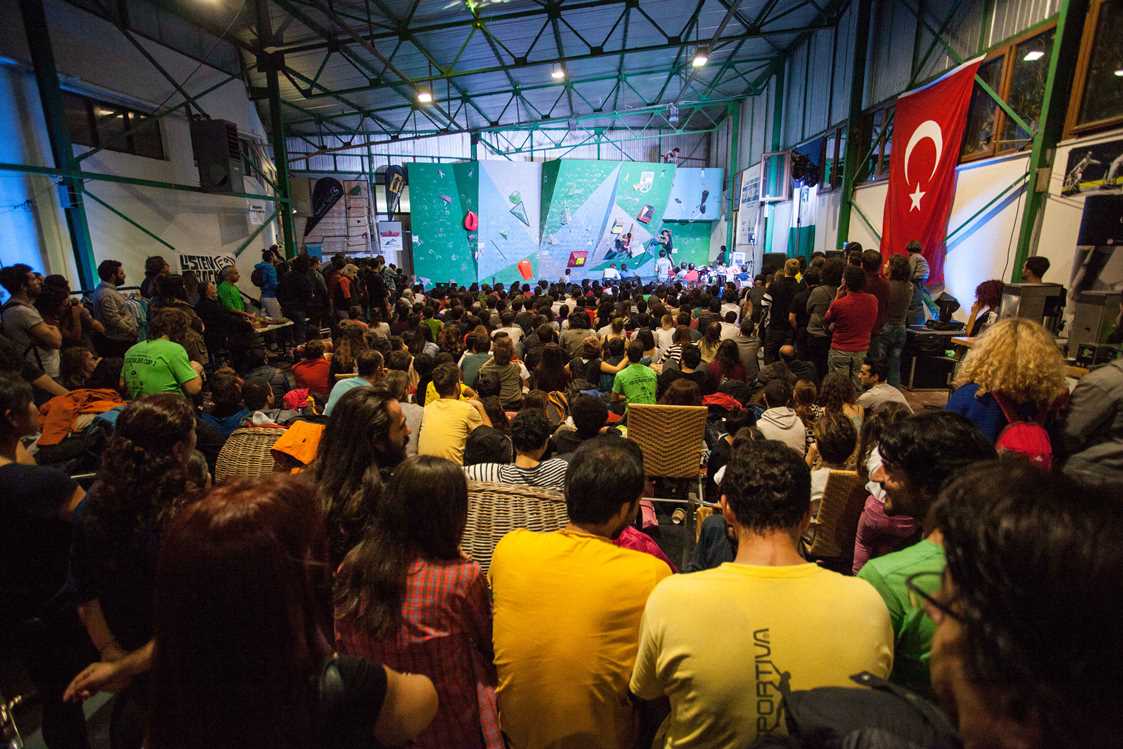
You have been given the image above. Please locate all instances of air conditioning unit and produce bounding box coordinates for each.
[190,119,245,193]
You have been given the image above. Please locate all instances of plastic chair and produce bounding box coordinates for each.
[463,481,570,575]
[802,469,867,573]
[215,427,283,482]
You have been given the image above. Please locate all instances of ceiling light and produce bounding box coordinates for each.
[551,64,566,81]
[417,89,433,104]
[1115,69,1123,77]
[1022,50,1045,62]
[692,46,709,68]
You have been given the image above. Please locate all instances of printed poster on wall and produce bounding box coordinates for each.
[177,252,235,287]
[377,221,403,265]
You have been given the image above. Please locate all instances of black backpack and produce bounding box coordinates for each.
[751,672,962,749]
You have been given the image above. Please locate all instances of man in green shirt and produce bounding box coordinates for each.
[612,341,657,405]
[122,309,203,399]
[217,266,253,320]
[858,412,994,697]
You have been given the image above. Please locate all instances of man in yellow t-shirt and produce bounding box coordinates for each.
[489,437,672,749]
[630,440,893,748]
[417,363,488,464]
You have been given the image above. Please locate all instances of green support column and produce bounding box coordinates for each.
[724,100,741,261]
[1011,0,1087,281]
[258,0,297,259]
[835,0,872,250]
[764,60,785,254]
[20,0,97,290]
[470,134,479,162]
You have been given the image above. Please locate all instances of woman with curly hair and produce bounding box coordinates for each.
[946,317,1067,443]
[818,370,864,436]
[330,322,370,379]
[64,395,197,748]
[966,279,1004,337]
[121,308,203,399]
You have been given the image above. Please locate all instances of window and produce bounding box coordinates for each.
[961,57,1005,158]
[862,107,893,182]
[759,151,791,202]
[1067,0,1123,135]
[818,126,845,192]
[960,26,1055,162]
[62,91,165,160]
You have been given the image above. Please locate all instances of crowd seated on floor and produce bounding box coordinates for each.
[2,247,1122,749]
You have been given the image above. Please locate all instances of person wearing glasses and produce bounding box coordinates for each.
[919,459,1120,748]
[857,412,995,698]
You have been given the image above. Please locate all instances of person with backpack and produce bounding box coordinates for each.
[251,248,282,320]
[1,264,63,379]
[857,412,995,698]
[945,318,1067,467]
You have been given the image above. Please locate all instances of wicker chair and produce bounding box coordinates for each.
[464,481,570,575]
[802,469,867,572]
[215,427,284,482]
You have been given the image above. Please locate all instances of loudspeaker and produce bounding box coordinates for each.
[190,120,245,193]
[762,252,787,278]
[902,353,956,390]
[1077,194,1123,245]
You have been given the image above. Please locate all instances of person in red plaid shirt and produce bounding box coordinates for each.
[335,456,503,749]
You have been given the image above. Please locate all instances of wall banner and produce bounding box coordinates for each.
[177,252,235,287]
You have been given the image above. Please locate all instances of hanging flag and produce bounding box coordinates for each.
[303,177,344,237]
[880,56,983,286]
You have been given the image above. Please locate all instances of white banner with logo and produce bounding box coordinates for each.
[377,221,403,264]
[177,252,236,287]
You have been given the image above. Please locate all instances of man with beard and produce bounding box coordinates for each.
[858,412,995,698]
[489,436,672,749]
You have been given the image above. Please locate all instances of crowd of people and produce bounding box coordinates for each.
[2,243,1122,749]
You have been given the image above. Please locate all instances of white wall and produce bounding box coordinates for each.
[0,0,277,297]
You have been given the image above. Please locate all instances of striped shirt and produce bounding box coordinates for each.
[464,459,569,492]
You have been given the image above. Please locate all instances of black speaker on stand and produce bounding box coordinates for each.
[762,252,787,278]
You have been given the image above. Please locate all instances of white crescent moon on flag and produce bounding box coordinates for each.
[904,120,943,185]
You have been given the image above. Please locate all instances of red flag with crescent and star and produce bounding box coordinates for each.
[880,56,983,287]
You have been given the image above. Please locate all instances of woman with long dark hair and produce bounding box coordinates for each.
[336,456,500,749]
[309,386,409,566]
[706,339,747,393]
[148,476,437,749]
[533,342,569,393]
[63,395,197,749]
[330,322,370,379]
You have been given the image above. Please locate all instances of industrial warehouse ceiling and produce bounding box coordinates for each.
[79,0,845,143]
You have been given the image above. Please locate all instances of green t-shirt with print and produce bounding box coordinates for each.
[122,338,198,398]
[612,362,657,405]
[858,538,945,698]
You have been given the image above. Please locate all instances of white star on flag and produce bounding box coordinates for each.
[908,184,926,212]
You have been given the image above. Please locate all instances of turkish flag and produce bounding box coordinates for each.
[880,57,983,286]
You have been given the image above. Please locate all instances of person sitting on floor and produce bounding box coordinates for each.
[335,456,501,749]
[291,339,332,402]
[804,412,858,525]
[417,364,490,465]
[856,357,913,414]
[464,408,569,491]
[489,436,672,749]
[325,350,384,417]
[199,372,249,441]
[857,412,996,698]
[630,439,893,748]
[851,403,918,574]
[241,380,300,428]
[756,378,807,456]
[926,460,1122,749]
[611,341,658,406]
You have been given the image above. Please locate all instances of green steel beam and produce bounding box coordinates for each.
[725,100,741,259]
[0,161,285,202]
[118,26,209,119]
[945,170,1028,245]
[258,0,297,259]
[765,59,784,254]
[1012,0,1086,281]
[20,0,97,290]
[485,125,718,156]
[851,199,882,243]
[835,0,872,249]
[82,190,176,251]
[898,0,1035,137]
[234,208,279,258]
